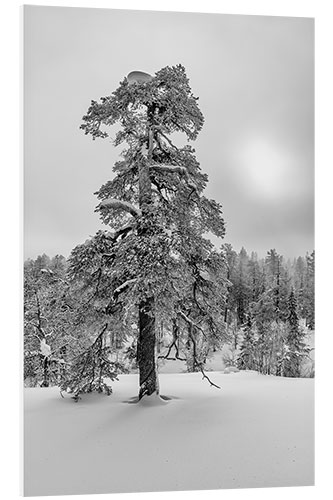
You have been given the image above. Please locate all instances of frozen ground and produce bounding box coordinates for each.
[24,370,314,497]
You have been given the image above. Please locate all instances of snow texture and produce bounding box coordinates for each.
[24,370,314,496]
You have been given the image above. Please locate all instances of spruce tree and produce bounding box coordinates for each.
[237,315,256,371]
[284,288,309,377]
[265,249,284,320]
[247,252,263,303]
[234,247,250,325]
[304,251,315,329]
[221,243,237,324]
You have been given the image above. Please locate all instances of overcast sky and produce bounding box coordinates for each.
[24,6,314,260]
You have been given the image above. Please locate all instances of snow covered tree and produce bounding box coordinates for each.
[237,316,256,370]
[221,317,241,369]
[265,249,290,320]
[284,289,310,377]
[247,251,265,303]
[247,289,277,375]
[275,323,291,377]
[76,65,227,399]
[233,247,251,325]
[304,251,315,329]
[24,256,75,387]
[177,250,228,374]
[221,243,237,323]
[59,323,125,401]
[290,256,306,321]
[33,253,51,274]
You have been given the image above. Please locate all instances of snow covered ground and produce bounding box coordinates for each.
[24,370,314,497]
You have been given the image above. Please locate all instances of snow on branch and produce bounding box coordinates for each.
[98,198,142,218]
[156,130,179,151]
[179,311,220,390]
[179,311,207,340]
[150,164,199,198]
[113,278,137,297]
[150,164,189,177]
[110,222,134,242]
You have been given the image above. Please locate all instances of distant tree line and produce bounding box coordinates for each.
[23,245,314,394]
[221,246,314,377]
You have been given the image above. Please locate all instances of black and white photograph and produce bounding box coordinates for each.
[22,4,315,497]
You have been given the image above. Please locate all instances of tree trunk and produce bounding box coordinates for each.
[137,297,159,399]
[136,124,159,399]
[41,356,50,387]
[59,345,67,384]
[186,324,201,373]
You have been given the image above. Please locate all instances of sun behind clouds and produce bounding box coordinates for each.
[234,133,301,201]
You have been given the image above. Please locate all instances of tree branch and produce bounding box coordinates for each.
[179,310,207,340]
[113,278,137,297]
[110,222,134,241]
[186,325,221,389]
[158,349,186,362]
[150,163,199,199]
[98,198,142,218]
[150,164,188,177]
[157,130,179,151]
[103,278,137,315]
[158,319,186,362]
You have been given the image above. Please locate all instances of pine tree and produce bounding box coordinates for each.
[304,251,315,329]
[24,256,76,387]
[233,247,250,325]
[249,288,279,374]
[284,289,309,377]
[76,65,227,399]
[265,249,283,319]
[221,243,237,324]
[275,322,290,377]
[59,324,125,401]
[237,315,256,370]
[247,252,264,303]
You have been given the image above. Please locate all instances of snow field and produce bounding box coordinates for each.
[24,371,314,496]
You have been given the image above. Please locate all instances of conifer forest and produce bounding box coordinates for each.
[23,65,315,399]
